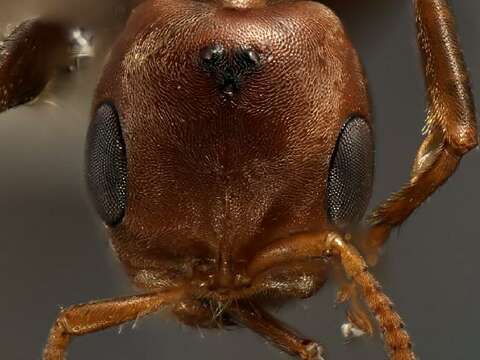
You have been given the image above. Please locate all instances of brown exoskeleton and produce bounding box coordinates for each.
[0,0,477,359]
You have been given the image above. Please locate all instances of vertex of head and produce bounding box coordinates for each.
[220,0,267,9]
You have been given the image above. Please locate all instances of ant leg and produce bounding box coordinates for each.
[0,19,76,113]
[362,0,477,263]
[43,288,185,360]
[326,234,416,360]
[247,231,416,359]
[228,302,324,360]
[334,272,374,339]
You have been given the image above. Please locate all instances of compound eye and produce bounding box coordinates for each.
[86,102,128,226]
[327,117,374,228]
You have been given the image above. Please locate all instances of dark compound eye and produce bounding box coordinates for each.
[327,117,374,228]
[86,102,128,226]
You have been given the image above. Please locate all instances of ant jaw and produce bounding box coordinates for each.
[190,271,255,301]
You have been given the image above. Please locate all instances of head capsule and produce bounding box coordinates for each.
[85,0,373,281]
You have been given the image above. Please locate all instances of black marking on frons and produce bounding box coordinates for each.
[233,47,262,71]
[198,44,263,98]
[200,43,225,68]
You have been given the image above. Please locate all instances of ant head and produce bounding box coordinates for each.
[85,0,373,265]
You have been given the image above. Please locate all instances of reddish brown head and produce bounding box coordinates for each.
[86,0,373,294]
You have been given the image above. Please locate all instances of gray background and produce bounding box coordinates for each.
[0,1,479,359]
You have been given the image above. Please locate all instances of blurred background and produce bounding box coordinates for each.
[0,1,479,359]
